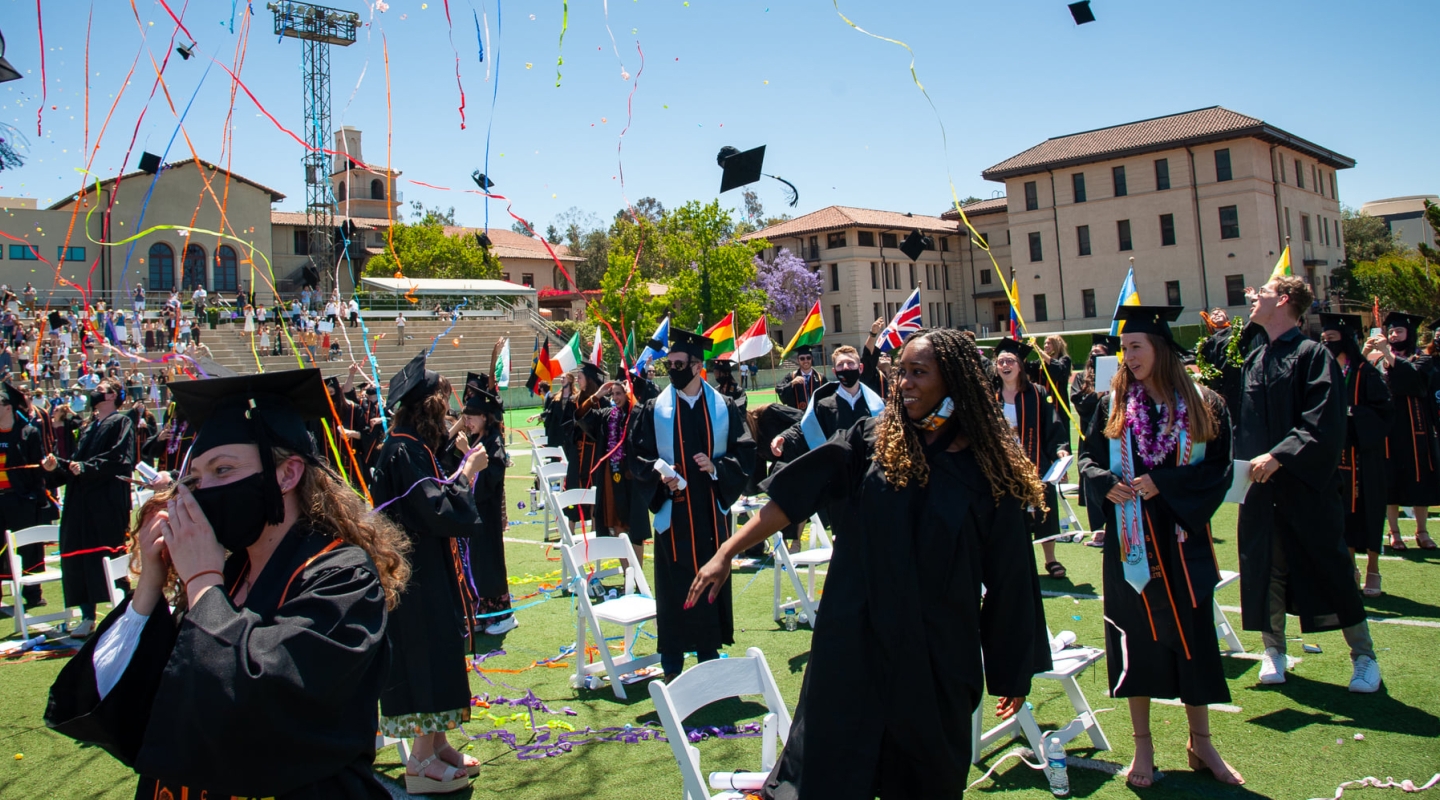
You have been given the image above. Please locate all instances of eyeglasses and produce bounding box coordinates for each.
[666,360,690,370]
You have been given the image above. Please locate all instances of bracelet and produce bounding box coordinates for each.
[183,569,224,590]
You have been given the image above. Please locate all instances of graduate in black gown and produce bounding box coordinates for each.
[744,401,805,554]
[775,346,826,411]
[994,338,1070,578]
[1196,308,1245,437]
[688,329,1050,800]
[631,329,755,679]
[1237,276,1380,693]
[1071,334,1118,542]
[711,359,748,406]
[1321,313,1393,597]
[1078,306,1242,788]
[144,402,195,475]
[1369,311,1440,550]
[577,377,651,556]
[371,354,487,792]
[0,381,51,607]
[43,377,135,636]
[560,362,607,521]
[44,368,411,799]
[322,366,371,492]
[450,372,515,636]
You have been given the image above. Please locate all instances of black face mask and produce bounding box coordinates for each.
[87,391,110,410]
[835,368,861,388]
[667,365,694,388]
[191,472,271,552]
[1324,340,1348,358]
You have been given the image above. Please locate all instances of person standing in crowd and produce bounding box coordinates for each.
[0,382,52,608]
[450,372,515,635]
[45,369,411,798]
[711,360,747,405]
[1321,313,1394,597]
[1368,311,1440,550]
[130,284,144,317]
[1030,334,1073,415]
[322,368,369,490]
[689,328,1049,799]
[395,312,407,347]
[994,337,1070,579]
[859,317,887,396]
[1071,334,1119,545]
[1195,308,1246,434]
[41,377,135,638]
[559,362,608,509]
[1079,306,1241,788]
[631,329,755,681]
[348,296,361,328]
[1238,276,1381,693]
[578,377,650,560]
[776,346,825,411]
[739,362,750,391]
[371,355,486,792]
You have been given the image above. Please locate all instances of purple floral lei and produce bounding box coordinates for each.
[607,409,625,471]
[1125,382,1187,468]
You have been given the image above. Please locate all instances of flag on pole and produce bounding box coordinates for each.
[496,337,511,386]
[703,311,737,360]
[526,337,553,395]
[1109,267,1141,336]
[734,315,773,362]
[779,301,825,358]
[589,325,603,366]
[549,332,583,377]
[631,316,671,376]
[879,288,923,352]
[1269,245,1292,280]
[625,327,636,364]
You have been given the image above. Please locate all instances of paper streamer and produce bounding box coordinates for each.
[34,0,46,136]
[1312,774,1440,800]
[440,0,467,128]
[555,0,568,87]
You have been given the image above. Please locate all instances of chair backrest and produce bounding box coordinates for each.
[533,446,565,463]
[553,488,598,543]
[805,513,833,549]
[552,487,596,510]
[563,535,651,597]
[8,524,60,550]
[538,461,568,484]
[531,433,549,446]
[648,647,792,800]
[104,554,132,606]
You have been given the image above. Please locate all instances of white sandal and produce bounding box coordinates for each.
[1363,571,1382,598]
[405,754,471,794]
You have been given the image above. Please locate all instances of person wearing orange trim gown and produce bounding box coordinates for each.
[1371,312,1440,550]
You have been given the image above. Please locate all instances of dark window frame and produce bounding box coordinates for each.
[832,305,843,333]
[1024,181,1039,211]
[881,232,898,249]
[1077,225,1091,257]
[1072,172,1087,203]
[1082,288,1097,318]
[980,269,993,285]
[1219,205,1241,240]
[1214,148,1233,182]
[1155,158,1171,191]
[1112,165,1128,197]
[829,263,840,291]
[213,245,239,292]
[1159,213,1176,247]
[1225,274,1246,306]
[1117,219,1133,252]
[182,243,207,290]
[9,244,38,261]
[857,230,875,247]
[147,242,175,289]
[1028,231,1043,262]
[1033,293,1048,323]
[826,231,847,249]
[1166,280,1182,306]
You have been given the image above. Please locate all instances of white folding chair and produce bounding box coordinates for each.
[563,536,661,699]
[772,514,832,628]
[530,432,549,447]
[972,630,1110,764]
[374,735,410,765]
[553,487,603,589]
[5,525,76,636]
[103,553,133,607]
[537,460,569,541]
[1213,570,1244,653]
[649,647,792,800]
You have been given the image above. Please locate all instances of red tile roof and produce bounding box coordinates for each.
[982,106,1354,181]
[742,205,959,241]
[49,158,286,209]
[941,197,1008,220]
[441,226,583,262]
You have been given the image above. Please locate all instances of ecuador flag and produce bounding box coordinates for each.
[780,301,825,358]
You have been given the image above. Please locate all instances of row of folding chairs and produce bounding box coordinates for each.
[4,524,133,636]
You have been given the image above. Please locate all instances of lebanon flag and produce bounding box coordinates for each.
[734,315,774,362]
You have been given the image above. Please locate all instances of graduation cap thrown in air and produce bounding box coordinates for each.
[993,338,1035,361]
[669,328,712,360]
[1115,305,1186,350]
[0,30,21,84]
[1091,333,1121,353]
[167,369,332,526]
[1319,313,1364,339]
[1068,1,1096,24]
[176,42,196,61]
[474,232,493,249]
[471,170,495,191]
[386,353,441,412]
[716,145,799,208]
[899,229,933,262]
[138,152,162,175]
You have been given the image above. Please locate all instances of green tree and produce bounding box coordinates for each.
[409,202,457,226]
[1418,200,1440,266]
[1341,206,1402,266]
[365,222,502,280]
[1350,252,1440,322]
[656,200,769,330]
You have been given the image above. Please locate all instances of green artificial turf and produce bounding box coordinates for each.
[3,426,1438,799]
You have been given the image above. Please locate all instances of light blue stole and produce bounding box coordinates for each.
[800,382,884,450]
[653,381,731,534]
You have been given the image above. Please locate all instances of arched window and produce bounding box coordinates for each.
[337,180,347,202]
[213,245,238,292]
[147,242,175,291]
[182,244,207,289]
[370,178,385,200]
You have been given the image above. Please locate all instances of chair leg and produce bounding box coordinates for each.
[772,536,783,623]
[1059,675,1110,752]
[1213,598,1245,653]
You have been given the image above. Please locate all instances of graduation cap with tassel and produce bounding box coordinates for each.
[716,145,799,208]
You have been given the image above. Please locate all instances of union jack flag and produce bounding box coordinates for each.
[879,288,923,352]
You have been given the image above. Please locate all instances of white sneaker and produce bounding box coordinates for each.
[1348,655,1381,693]
[1258,647,1287,684]
[484,615,518,636]
[70,619,95,639]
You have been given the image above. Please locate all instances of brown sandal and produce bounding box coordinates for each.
[1124,732,1158,788]
[1045,561,1067,579]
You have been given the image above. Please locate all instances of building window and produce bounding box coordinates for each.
[1117,219,1133,252]
[883,262,892,290]
[1155,158,1171,191]
[213,245,238,292]
[1082,289,1097,318]
[940,236,950,252]
[1159,213,1176,247]
[1024,181,1039,211]
[1284,207,1292,238]
[892,263,901,289]
[337,181,347,202]
[521,273,534,287]
[946,303,954,327]
[1330,172,1337,199]
[1166,280,1182,306]
[1077,225,1091,256]
[1301,214,1312,242]
[874,302,882,321]
[943,264,951,290]
[371,179,385,200]
[1112,165,1128,197]
[881,232,898,249]
[1033,294,1048,322]
[182,244,207,289]
[1225,274,1246,306]
[1214,148,1233,182]
[1335,219,1342,248]
[1295,159,1304,189]
[858,230,875,247]
[56,246,85,261]
[1219,205,1241,240]
[147,242,175,290]
[977,231,989,247]
[1072,172,1087,203]
[980,269,992,285]
[1311,164,1318,193]
[9,244,38,261]
[832,305,843,333]
[1321,215,1329,246]
[908,263,916,288]
[1279,156,1286,183]
[826,232,846,249]
[1028,231,1043,262]
[293,229,309,255]
[830,263,840,291]
[870,262,878,289]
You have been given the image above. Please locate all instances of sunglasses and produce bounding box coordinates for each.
[666,360,691,370]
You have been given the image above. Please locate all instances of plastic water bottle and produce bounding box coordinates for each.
[1046,737,1069,797]
[783,604,798,632]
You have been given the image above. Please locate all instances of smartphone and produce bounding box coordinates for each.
[1370,327,1383,339]
[135,462,161,483]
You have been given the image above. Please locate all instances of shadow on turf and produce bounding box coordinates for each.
[1247,673,1440,737]
[1363,592,1440,619]
[971,748,1274,799]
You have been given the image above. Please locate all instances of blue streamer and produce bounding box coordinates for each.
[474,8,485,62]
[424,297,469,357]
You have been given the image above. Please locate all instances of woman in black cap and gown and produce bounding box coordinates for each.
[1366,311,1440,549]
[449,372,516,636]
[1071,334,1118,544]
[372,354,488,793]
[44,368,412,798]
[994,337,1070,578]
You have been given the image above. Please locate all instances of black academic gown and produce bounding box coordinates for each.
[777,382,877,532]
[1002,384,1068,541]
[443,427,510,609]
[561,393,604,517]
[745,403,805,546]
[776,370,826,411]
[1069,378,1106,530]
[1382,353,1440,505]
[371,426,479,720]
[44,527,390,799]
[859,345,886,397]
[324,395,369,491]
[759,419,1050,800]
[1079,391,1233,706]
[55,411,135,609]
[1199,326,1245,434]
[631,389,754,656]
[1235,327,1367,634]
[142,413,194,475]
[0,420,50,592]
[578,402,651,544]
[1339,359,1393,553]
[1028,356,1073,413]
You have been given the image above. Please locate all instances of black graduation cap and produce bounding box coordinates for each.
[993,338,1035,361]
[716,145,799,207]
[471,170,495,191]
[474,232,493,249]
[386,353,440,411]
[0,30,21,84]
[1385,311,1423,332]
[0,380,28,410]
[47,310,63,331]
[670,329,711,360]
[710,359,736,374]
[138,152,162,175]
[1429,317,1440,333]
[1320,313,1363,339]
[324,375,342,394]
[793,345,813,359]
[579,360,607,387]
[176,42,196,60]
[1068,1,1096,24]
[1091,333,1121,353]
[899,229,932,262]
[1115,305,1185,349]
[462,372,503,417]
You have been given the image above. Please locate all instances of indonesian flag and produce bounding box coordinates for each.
[734,315,774,362]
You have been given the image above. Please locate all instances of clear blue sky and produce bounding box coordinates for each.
[2,0,1436,233]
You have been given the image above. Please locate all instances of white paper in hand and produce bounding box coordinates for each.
[1043,454,1074,485]
[1224,460,1253,504]
[653,459,688,492]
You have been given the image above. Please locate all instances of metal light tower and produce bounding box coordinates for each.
[268,1,358,294]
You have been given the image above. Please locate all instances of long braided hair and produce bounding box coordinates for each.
[873,328,1048,509]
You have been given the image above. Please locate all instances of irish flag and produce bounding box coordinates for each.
[779,301,825,358]
[734,315,773,362]
[549,331,583,376]
[703,311,737,360]
[1269,245,1292,280]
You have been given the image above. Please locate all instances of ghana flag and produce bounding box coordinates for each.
[779,301,825,358]
[703,311,737,360]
